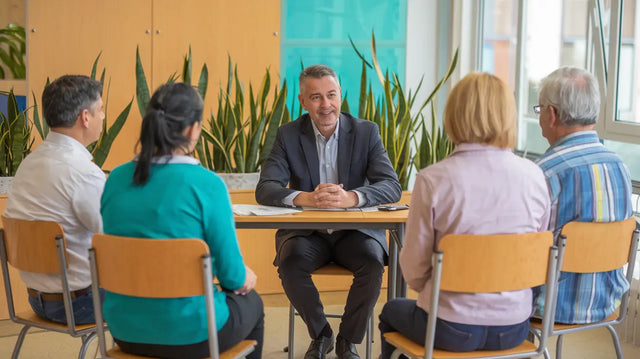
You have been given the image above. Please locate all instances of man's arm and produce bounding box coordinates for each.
[71,171,106,234]
[255,127,298,206]
[352,123,402,206]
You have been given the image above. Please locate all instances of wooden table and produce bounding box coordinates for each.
[233,203,409,300]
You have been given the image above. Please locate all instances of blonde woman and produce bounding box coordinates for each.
[379,73,550,356]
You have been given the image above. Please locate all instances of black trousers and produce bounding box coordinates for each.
[278,230,385,343]
[114,290,264,359]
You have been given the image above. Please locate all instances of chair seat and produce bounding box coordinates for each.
[15,310,97,333]
[383,332,538,358]
[530,312,619,331]
[105,340,258,359]
[312,263,352,276]
[220,340,258,359]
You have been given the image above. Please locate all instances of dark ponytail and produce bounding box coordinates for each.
[133,83,204,185]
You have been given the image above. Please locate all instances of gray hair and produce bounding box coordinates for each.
[299,64,339,90]
[539,67,600,126]
[42,75,103,128]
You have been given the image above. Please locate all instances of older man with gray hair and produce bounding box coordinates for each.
[533,66,633,324]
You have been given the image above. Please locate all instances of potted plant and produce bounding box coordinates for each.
[350,32,458,189]
[0,88,32,192]
[196,56,289,189]
[136,48,289,189]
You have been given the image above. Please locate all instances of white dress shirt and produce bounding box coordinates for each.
[5,132,106,292]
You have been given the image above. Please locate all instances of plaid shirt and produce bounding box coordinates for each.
[533,131,633,324]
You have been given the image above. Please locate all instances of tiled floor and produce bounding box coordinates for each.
[1,291,639,358]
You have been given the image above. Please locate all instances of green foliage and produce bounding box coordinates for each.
[197,56,289,173]
[32,78,49,140]
[135,45,207,118]
[350,32,458,189]
[86,54,134,168]
[135,47,151,118]
[0,23,26,79]
[0,89,33,176]
[135,48,287,173]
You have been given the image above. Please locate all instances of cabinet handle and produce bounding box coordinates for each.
[145,29,151,34]
[156,29,161,34]
[31,28,36,33]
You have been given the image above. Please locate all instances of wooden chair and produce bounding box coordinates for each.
[89,234,257,359]
[0,216,101,359]
[383,232,558,359]
[285,263,375,359]
[530,217,639,359]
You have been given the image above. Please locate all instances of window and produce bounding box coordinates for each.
[480,0,640,194]
[281,0,407,113]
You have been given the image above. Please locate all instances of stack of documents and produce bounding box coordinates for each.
[232,204,301,216]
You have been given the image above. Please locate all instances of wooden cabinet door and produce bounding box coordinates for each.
[27,0,152,170]
[152,0,281,116]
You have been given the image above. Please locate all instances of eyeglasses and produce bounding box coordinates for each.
[533,105,542,115]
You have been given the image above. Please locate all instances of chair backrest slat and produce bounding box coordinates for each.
[2,216,66,273]
[438,232,553,293]
[560,217,637,273]
[91,234,210,298]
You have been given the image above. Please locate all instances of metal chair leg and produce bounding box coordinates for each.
[287,303,295,359]
[78,331,97,359]
[11,325,31,359]
[556,334,564,359]
[605,324,624,359]
[365,314,373,359]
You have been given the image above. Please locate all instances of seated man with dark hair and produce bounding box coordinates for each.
[5,74,106,324]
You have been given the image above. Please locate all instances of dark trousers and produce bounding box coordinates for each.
[379,298,530,359]
[28,288,105,325]
[115,290,264,359]
[278,230,385,343]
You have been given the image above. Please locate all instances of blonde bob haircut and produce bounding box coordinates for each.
[444,72,516,149]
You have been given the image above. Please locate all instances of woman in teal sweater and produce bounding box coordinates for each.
[100,82,263,359]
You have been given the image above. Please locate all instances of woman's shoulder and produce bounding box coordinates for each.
[507,153,546,176]
[105,161,136,180]
[176,164,225,184]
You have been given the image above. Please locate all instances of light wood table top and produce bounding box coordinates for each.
[229,189,410,299]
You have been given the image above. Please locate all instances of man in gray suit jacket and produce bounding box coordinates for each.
[256,64,402,359]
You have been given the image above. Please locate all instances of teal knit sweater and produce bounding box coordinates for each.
[100,158,245,345]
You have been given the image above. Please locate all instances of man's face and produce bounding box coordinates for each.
[298,75,341,133]
[87,97,105,143]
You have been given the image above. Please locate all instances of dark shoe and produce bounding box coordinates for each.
[336,335,360,359]
[304,334,334,359]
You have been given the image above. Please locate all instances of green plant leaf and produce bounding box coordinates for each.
[348,35,372,69]
[90,52,102,80]
[370,31,386,87]
[198,64,208,100]
[91,99,133,167]
[358,60,368,119]
[259,81,287,166]
[31,91,48,140]
[135,46,150,117]
[182,45,193,85]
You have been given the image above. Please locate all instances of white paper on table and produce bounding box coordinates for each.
[232,204,301,216]
[302,206,378,212]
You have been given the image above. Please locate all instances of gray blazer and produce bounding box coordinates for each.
[255,112,402,265]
